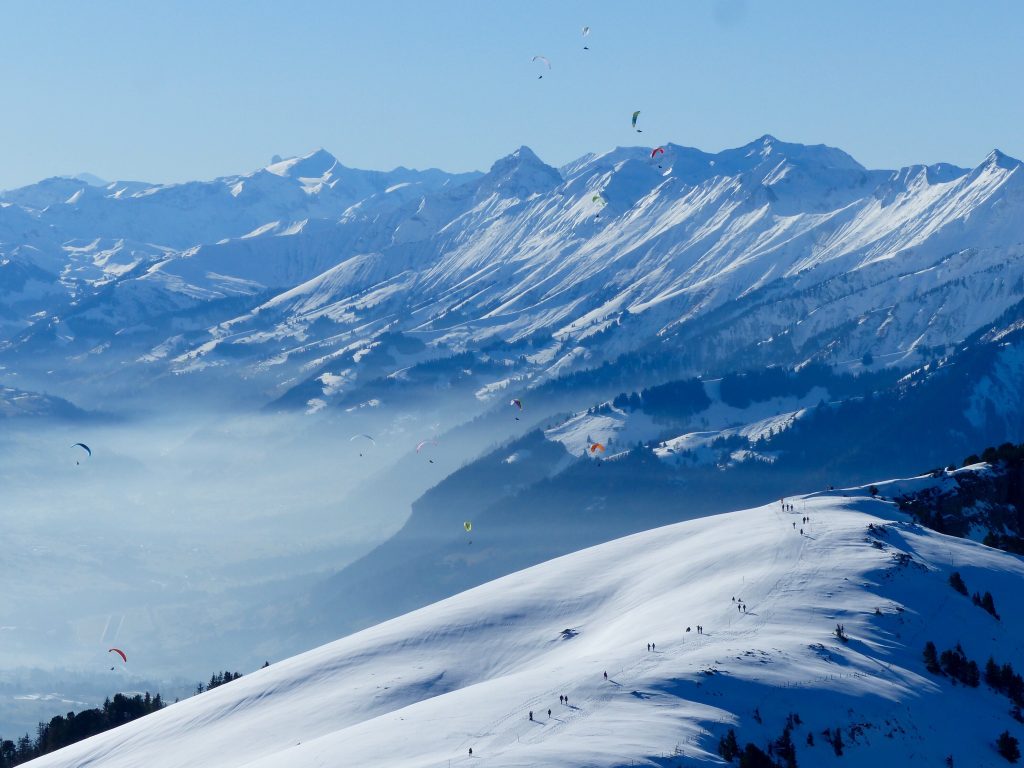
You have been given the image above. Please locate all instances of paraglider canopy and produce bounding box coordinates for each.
[416,439,438,453]
[464,521,472,532]
[589,442,606,454]
[108,648,127,664]
[510,398,523,410]
[532,55,551,78]
[591,193,606,205]
[632,111,642,132]
[351,433,375,457]
[651,147,665,158]
[72,442,91,466]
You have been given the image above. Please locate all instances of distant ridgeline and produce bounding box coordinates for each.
[0,670,246,767]
[895,442,1024,555]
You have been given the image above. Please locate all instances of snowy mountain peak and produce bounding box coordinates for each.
[264,148,341,180]
[732,134,865,172]
[476,145,563,198]
[982,148,1022,171]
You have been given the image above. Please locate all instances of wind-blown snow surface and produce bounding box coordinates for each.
[30,481,1024,767]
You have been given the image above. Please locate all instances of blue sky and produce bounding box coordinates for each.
[1,0,1022,188]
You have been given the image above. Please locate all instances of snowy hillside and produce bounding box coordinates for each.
[28,477,1024,767]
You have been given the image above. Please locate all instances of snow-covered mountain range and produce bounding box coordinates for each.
[25,473,1024,767]
[3,136,1024,414]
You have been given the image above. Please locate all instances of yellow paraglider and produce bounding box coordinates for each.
[464,521,472,532]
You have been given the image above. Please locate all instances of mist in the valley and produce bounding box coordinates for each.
[0,403,464,733]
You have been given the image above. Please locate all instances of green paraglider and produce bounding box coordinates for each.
[464,521,472,532]
[632,110,642,132]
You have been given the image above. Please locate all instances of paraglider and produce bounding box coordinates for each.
[532,55,551,78]
[108,648,127,664]
[417,439,439,462]
[464,521,472,532]
[632,110,642,132]
[591,193,606,206]
[651,147,665,159]
[350,433,375,457]
[582,25,590,49]
[72,442,91,465]
[589,442,606,454]
[510,398,523,410]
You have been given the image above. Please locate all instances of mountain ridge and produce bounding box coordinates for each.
[23,470,1024,768]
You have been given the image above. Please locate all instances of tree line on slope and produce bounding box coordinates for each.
[0,668,251,767]
[897,441,1024,555]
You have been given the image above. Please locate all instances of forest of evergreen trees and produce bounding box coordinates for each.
[0,669,247,766]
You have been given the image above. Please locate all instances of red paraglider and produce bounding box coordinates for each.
[108,648,127,664]
[650,147,665,159]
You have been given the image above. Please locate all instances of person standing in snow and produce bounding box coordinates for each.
[603,671,608,680]
[548,708,551,717]
[559,695,564,704]
[652,643,656,651]
[647,643,650,651]
[469,747,473,756]
[529,710,533,721]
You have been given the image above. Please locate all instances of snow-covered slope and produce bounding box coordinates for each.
[28,478,1024,767]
